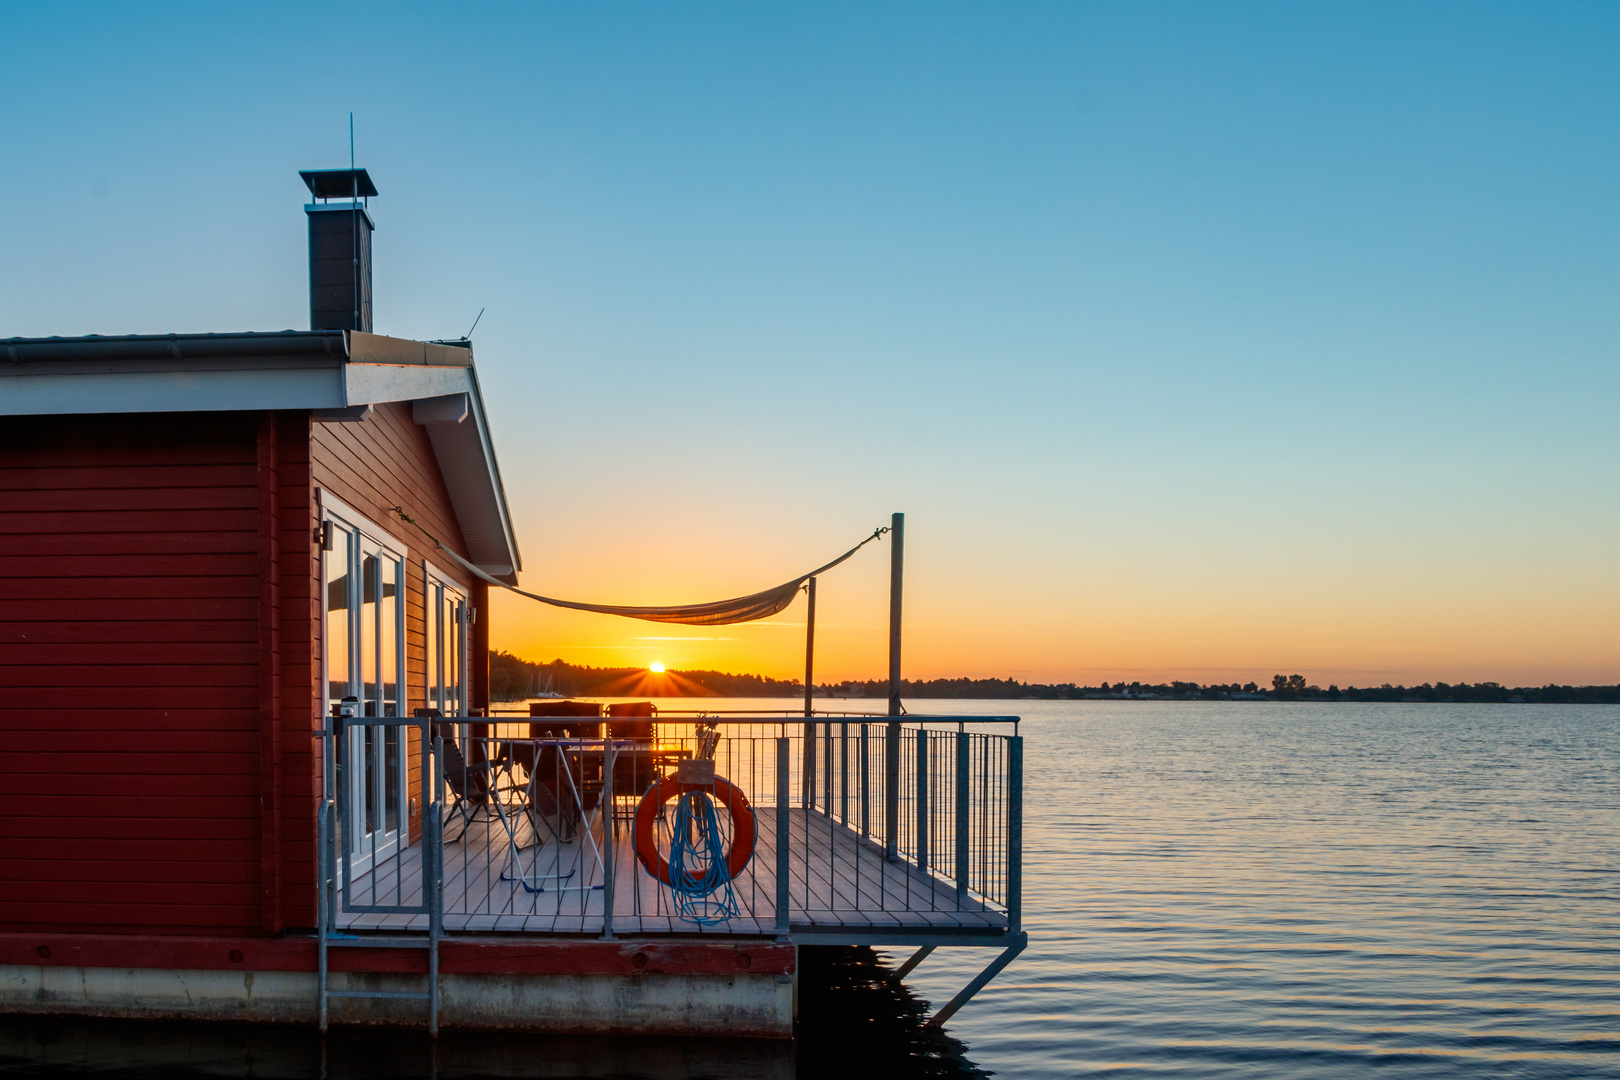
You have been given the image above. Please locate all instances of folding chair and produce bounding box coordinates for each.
[419,712,499,843]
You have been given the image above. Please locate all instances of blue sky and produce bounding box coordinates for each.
[4,3,1616,683]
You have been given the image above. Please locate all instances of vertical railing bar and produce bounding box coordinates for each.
[859,723,870,837]
[776,734,790,937]
[917,728,929,874]
[601,737,615,940]
[885,720,900,862]
[427,723,440,1035]
[823,717,832,816]
[840,722,849,825]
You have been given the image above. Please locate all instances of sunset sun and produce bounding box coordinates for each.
[649,662,665,673]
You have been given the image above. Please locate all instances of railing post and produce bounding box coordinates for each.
[802,720,817,811]
[1007,735,1023,934]
[886,511,903,861]
[427,725,441,1037]
[775,735,791,939]
[600,737,616,940]
[916,730,929,873]
[955,728,969,909]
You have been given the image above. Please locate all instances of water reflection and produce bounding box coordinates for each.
[0,947,984,1080]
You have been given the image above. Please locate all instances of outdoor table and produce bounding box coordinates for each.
[492,738,635,893]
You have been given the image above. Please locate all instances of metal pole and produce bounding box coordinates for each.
[803,576,815,717]
[886,512,903,861]
[775,735,791,940]
[1007,735,1023,935]
[802,578,817,809]
[888,513,904,716]
[428,729,441,1037]
[955,728,970,910]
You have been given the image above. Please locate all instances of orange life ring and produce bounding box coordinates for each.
[633,773,757,887]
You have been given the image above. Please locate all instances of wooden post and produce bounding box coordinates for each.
[886,512,903,860]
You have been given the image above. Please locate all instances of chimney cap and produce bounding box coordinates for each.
[300,168,378,199]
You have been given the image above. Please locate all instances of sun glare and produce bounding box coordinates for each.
[649,662,665,673]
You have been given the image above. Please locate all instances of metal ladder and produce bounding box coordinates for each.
[316,715,444,1035]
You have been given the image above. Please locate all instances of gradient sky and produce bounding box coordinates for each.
[4,3,1616,686]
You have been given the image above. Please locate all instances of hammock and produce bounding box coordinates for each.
[392,509,886,626]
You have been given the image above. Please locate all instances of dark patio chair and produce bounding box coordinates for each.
[419,712,498,843]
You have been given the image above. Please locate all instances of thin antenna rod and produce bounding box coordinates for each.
[349,112,355,171]
[465,308,486,340]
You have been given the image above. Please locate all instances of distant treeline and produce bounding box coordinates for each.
[832,675,1620,704]
[490,651,801,700]
[490,652,1620,704]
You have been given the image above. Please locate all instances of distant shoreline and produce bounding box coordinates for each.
[490,653,1619,705]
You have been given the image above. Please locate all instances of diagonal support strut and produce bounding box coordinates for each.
[924,934,1027,1028]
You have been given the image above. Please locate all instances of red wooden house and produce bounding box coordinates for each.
[0,168,1021,1038]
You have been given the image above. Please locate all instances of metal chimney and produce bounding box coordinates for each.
[299,168,377,332]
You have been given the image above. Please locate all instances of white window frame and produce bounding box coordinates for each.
[321,493,410,876]
[424,559,470,723]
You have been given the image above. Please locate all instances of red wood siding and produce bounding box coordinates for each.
[0,400,484,938]
[0,413,280,933]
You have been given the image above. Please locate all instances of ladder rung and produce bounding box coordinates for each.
[324,990,431,1000]
[325,937,432,948]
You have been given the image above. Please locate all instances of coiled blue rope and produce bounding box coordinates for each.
[664,790,740,926]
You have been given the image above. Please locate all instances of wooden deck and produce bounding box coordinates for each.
[336,807,1008,938]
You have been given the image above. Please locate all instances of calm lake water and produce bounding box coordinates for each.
[4,700,1616,1078]
[906,699,1620,1079]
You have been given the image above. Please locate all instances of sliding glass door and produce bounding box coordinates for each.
[324,502,408,877]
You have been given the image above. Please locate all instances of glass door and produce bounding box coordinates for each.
[426,568,468,719]
[324,505,408,878]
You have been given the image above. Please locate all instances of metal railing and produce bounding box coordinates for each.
[316,715,443,1031]
[419,716,1021,937]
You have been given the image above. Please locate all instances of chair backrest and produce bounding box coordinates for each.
[530,699,603,739]
[607,700,655,741]
[432,724,488,803]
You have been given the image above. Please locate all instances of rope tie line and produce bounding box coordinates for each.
[391,508,887,626]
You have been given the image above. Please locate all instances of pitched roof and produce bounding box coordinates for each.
[0,329,521,582]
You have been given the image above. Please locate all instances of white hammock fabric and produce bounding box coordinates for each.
[392,510,885,626]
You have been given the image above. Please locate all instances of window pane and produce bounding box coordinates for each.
[325,527,351,709]
[447,595,463,716]
[381,556,399,717]
[361,552,378,716]
[426,581,440,714]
